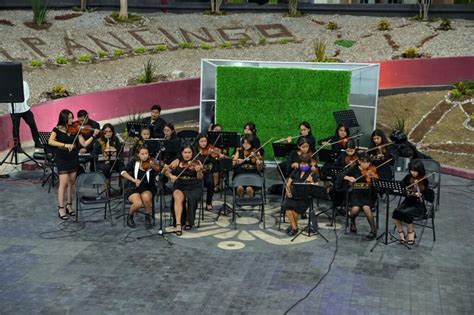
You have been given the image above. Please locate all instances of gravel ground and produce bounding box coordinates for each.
[0,10,473,115]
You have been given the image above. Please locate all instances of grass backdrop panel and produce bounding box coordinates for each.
[215,66,351,159]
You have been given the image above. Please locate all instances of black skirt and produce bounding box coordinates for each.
[392,197,426,224]
[282,197,310,215]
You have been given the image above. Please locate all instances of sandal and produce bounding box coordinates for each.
[407,231,416,245]
[175,224,182,236]
[58,206,68,220]
[184,225,192,231]
[349,218,357,234]
[397,230,406,243]
[66,203,75,217]
[206,204,213,211]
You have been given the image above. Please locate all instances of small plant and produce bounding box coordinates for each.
[438,18,452,31]
[138,58,156,84]
[179,42,195,49]
[154,44,168,52]
[97,50,108,58]
[30,59,43,67]
[238,37,249,46]
[287,0,301,17]
[313,39,327,62]
[451,81,474,98]
[200,43,214,50]
[55,56,69,65]
[377,19,391,31]
[326,21,339,30]
[278,38,290,44]
[403,47,418,58]
[134,47,147,54]
[219,42,232,49]
[48,85,70,99]
[113,49,125,57]
[258,37,267,45]
[32,0,49,26]
[395,117,406,134]
[335,39,356,48]
[78,54,92,62]
[110,11,142,23]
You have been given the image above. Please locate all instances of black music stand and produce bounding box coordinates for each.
[144,138,166,157]
[318,148,340,165]
[290,183,329,243]
[126,122,148,138]
[370,179,409,252]
[137,174,175,244]
[272,142,297,158]
[36,131,58,192]
[319,165,344,225]
[215,157,235,220]
[207,131,240,149]
[333,109,361,147]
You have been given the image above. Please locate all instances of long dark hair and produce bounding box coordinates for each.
[409,159,426,177]
[335,123,350,138]
[134,144,149,160]
[195,133,208,150]
[57,109,73,127]
[243,122,257,135]
[297,137,311,148]
[177,144,195,162]
[98,123,119,152]
[164,123,177,139]
[241,134,256,149]
[369,129,389,149]
[299,121,313,136]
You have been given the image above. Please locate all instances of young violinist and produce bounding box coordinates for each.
[92,123,124,180]
[130,127,151,159]
[232,134,264,198]
[286,121,316,152]
[343,152,379,240]
[321,123,350,153]
[282,154,320,236]
[162,123,180,164]
[285,137,318,177]
[48,109,99,220]
[243,122,262,154]
[368,129,393,180]
[195,133,224,211]
[141,104,167,139]
[208,123,226,192]
[392,159,431,245]
[335,140,359,168]
[120,145,158,229]
[164,145,204,235]
[77,109,100,146]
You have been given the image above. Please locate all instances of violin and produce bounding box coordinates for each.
[67,121,100,137]
[201,145,221,159]
[408,175,425,195]
[243,148,260,164]
[344,153,359,167]
[141,158,162,172]
[67,121,81,135]
[360,165,379,184]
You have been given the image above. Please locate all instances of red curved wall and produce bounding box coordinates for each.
[1,56,473,152]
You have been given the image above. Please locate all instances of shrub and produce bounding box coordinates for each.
[395,117,406,134]
[313,39,327,62]
[110,11,141,23]
[113,49,125,57]
[200,43,214,50]
[278,38,290,44]
[377,19,391,31]
[30,59,43,67]
[32,0,49,26]
[403,47,418,58]
[134,47,147,54]
[451,81,474,98]
[49,85,70,99]
[55,56,69,65]
[219,42,232,49]
[334,39,356,48]
[97,50,108,58]
[138,58,156,84]
[438,18,452,31]
[326,21,339,30]
[258,37,267,45]
[154,44,168,52]
[238,37,249,46]
[179,42,195,49]
[78,54,92,62]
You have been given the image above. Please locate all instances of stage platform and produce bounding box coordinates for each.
[0,165,473,314]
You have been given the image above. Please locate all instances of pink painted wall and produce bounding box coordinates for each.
[0,78,200,151]
[1,56,473,152]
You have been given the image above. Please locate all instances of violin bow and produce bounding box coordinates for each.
[201,133,222,166]
[70,114,89,149]
[353,157,394,182]
[274,158,292,196]
[364,142,393,153]
[405,172,436,189]
[311,133,363,158]
[175,151,203,180]
[243,137,274,162]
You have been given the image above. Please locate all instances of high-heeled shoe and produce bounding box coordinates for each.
[65,203,75,217]
[58,206,68,220]
[397,230,406,244]
[407,231,416,245]
[349,218,357,234]
[127,214,136,228]
[175,224,183,236]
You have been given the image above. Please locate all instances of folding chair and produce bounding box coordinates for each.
[412,186,436,246]
[232,173,265,229]
[419,159,441,212]
[75,172,113,226]
[33,131,58,193]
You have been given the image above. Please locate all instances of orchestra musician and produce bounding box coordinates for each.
[242,122,262,155]
[164,145,204,235]
[321,123,351,153]
[343,152,379,240]
[392,159,431,245]
[208,123,225,192]
[368,129,393,180]
[162,123,180,164]
[48,109,99,220]
[334,140,359,168]
[77,109,100,147]
[141,104,166,139]
[120,145,158,229]
[130,127,151,159]
[91,123,124,180]
[232,134,264,198]
[285,137,318,177]
[286,121,316,152]
[282,154,319,236]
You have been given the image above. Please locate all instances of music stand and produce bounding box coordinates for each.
[370,179,409,252]
[144,138,166,157]
[272,142,297,158]
[289,183,329,243]
[207,131,240,149]
[333,109,361,147]
[215,157,235,220]
[36,131,58,192]
[318,148,340,165]
[126,122,148,138]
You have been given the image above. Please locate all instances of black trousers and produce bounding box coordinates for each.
[10,110,41,147]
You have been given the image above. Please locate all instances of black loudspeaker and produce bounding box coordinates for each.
[0,62,24,103]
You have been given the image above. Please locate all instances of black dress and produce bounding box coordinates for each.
[369,146,393,180]
[233,149,262,179]
[282,170,316,215]
[122,160,157,198]
[392,175,429,224]
[142,116,166,139]
[52,127,79,174]
[344,166,377,207]
[171,164,203,227]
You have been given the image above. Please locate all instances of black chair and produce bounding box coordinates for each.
[33,131,58,193]
[232,173,266,229]
[121,181,156,228]
[75,172,113,226]
[419,159,441,212]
